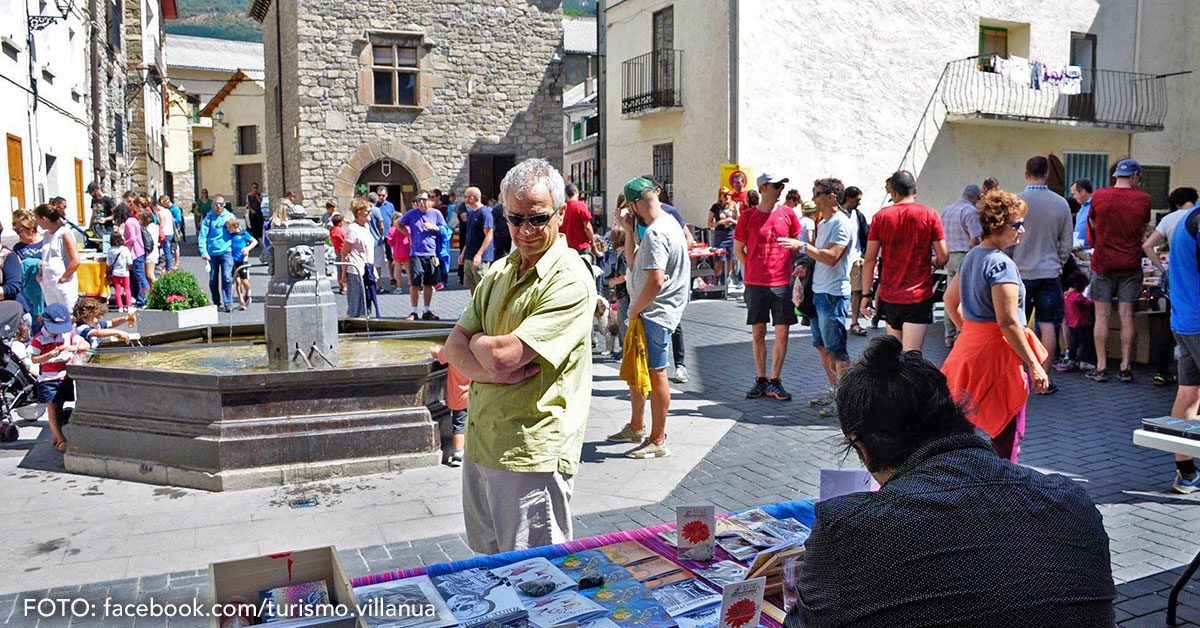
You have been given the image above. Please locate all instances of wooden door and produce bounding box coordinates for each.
[74,158,85,222]
[6,135,24,210]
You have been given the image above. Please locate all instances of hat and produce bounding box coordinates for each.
[623,177,657,204]
[1113,159,1142,177]
[756,173,789,187]
[801,200,818,214]
[42,303,73,335]
[86,182,99,194]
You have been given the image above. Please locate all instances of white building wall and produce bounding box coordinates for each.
[603,0,730,227]
[0,0,93,229]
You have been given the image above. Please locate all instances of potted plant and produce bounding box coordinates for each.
[135,269,218,336]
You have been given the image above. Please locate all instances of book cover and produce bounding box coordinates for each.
[355,575,460,628]
[625,557,683,583]
[552,551,620,578]
[674,606,719,628]
[260,580,331,623]
[524,591,608,628]
[649,580,721,618]
[757,519,811,546]
[714,537,758,563]
[724,510,774,531]
[492,558,578,599]
[716,578,765,628]
[676,506,716,562]
[598,542,661,566]
[588,583,677,628]
[432,568,526,628]
[641,571,694,590]
[691,562,747,589]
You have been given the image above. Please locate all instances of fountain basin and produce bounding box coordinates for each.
[63,320,454,491]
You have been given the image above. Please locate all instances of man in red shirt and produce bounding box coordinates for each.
[859,170,949,352]
[734,173,801,401]
[560,182,595,257]
[1086,159,1151,383]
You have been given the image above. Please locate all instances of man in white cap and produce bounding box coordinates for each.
[1087,158,1151,383]
[733,172,802,401]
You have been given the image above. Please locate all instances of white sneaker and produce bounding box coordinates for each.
[672,365,690,383]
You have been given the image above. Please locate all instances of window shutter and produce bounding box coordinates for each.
[357,44,373,104]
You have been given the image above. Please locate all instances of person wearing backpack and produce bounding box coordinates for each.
[140,209,160,287]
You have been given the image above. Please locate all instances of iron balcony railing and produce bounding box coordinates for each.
[941,56,1167,130]
[622,49,682,115]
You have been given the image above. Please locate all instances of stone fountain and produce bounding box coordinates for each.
[62,207,449,491]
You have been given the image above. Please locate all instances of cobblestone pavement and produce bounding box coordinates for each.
[2,241,1198,626]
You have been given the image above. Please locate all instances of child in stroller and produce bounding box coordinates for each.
[0,300,41,442]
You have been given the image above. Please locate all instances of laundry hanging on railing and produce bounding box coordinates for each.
[988,55,1082,94]
[1042,64,1083,95]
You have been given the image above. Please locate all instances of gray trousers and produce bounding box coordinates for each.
[462,460,574,554]
[944,251,967,347]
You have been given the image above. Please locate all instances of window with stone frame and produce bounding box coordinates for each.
[359,33,423,107]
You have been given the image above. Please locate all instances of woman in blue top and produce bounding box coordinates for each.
[942,189,1048,463]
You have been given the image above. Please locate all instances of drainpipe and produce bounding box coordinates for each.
[1133,0,1142,73]
[596,3,606,223]
[727,0,738,162]
[273,0,287,195]
[89,0,101,183]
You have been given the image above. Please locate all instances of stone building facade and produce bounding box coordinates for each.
[91,0,132,197]
[249,0,564,210]
[124,0,170,198]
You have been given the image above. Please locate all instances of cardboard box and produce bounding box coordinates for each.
[1105,309,1170,366]
[209,546,365,628]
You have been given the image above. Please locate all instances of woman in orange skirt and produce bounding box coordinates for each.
[942,189,1049,462]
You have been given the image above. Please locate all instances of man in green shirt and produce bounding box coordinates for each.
[446,158,596,554]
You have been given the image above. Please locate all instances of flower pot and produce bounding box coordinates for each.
[134,305,219,336]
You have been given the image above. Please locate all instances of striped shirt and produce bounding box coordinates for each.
[940,199,981,254]
[29,330,84,382]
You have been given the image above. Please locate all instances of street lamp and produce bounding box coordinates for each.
[28,0,71,31]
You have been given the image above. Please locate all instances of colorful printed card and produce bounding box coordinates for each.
[716,577,765,628]
[259,579,330,623]
[524,591,607,628]
[553,550,618,577]
[492,557,578,599]
[624,557,683,583]
[598,541,661,566]
[676,506,716,562]
[725,509,775,531]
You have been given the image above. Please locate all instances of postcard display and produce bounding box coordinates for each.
[350,508,811,628]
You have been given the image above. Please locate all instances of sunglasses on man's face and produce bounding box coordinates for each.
[505,212,554,227]
[1008,220,1025,230]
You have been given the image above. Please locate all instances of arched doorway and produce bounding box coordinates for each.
[356,159,419,209]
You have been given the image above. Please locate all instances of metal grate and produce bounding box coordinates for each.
[622,50,682,115]
[653,143,674,205]
[942,56,1167,131]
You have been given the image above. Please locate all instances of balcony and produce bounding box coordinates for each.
[621,49,682,117]
[941,56,1166,132]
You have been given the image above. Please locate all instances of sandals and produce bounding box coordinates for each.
[52,435,67,452]
[850,324,867,336]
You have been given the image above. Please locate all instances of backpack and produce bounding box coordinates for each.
[141,225,155,256]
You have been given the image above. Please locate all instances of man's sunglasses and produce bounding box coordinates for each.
[414,197,429,202]
[505,212,554,227]
[1008,220,1025,230]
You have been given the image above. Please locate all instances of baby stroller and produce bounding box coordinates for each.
[0,301,40,442]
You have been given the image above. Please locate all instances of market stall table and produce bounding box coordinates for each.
[352,500,816,628]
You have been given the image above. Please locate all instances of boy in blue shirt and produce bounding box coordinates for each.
[227,217,259,310]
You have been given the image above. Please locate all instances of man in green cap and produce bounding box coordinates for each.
[607,177,690,459]
[445,158,596,553]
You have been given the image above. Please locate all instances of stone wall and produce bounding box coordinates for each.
[92,0,130,194]
[124,0,165,197]
[280,0,564,209]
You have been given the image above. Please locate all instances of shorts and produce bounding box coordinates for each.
[464,260,491,289]
[233,260,249,276]
[1023,278,1065,325]
[850,259,863,293]
[37,376,74,405]
[641,317,673,371]
[462,460,573,554]
[745,284,798,327]
[409,256,438,287]
[450,408,467,436]
[1090,270,1143,303]
[1176,333,1200,386]
[713,230,734,256]
[812,293,849,361]
[880,297,934,327]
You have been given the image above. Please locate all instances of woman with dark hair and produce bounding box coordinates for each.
[35,204,80,311]
[787,335,1115,627]
[942,189,1048,462]
[708,187,739,284]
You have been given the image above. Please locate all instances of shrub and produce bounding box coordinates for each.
[146,269,212,311]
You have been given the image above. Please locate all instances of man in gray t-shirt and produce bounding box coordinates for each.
[608,177,690,460]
